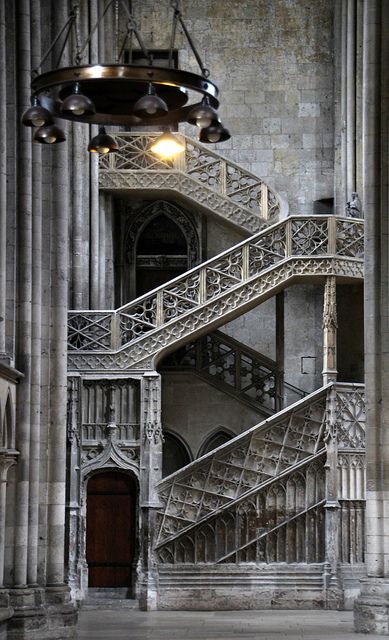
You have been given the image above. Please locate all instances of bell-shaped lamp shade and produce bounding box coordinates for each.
[187,96,219,128]
[199,122,231,144]
[150,132,185,158]
[61,83,96,117]
[88,127,119,154]
[33,123,66,144]
[22,96,53,127]
[133,84,169,119]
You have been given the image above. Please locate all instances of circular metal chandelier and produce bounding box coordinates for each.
[22,0,231,154]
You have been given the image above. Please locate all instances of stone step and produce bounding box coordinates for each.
[81,598,138,611]
[87,587,130,599]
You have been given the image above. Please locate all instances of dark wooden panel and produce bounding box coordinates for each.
[87,472,136,587]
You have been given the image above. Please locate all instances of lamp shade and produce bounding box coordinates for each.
[133,84,169,118]
[187,97,219,128]
[22,98,53,127]
[199,123,231,143]
[88,127,119,154]
[33,123,66,144]
[61,84,96,117]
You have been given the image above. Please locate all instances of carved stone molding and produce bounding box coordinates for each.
[98,132,282,233]
[68,256,363,373]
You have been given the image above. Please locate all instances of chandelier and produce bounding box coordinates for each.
[21,0,231,155]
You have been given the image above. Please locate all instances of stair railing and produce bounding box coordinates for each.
[98,132,283,227]
[160,329,306,413]
[155,383,366,565]
[68,216,364,356]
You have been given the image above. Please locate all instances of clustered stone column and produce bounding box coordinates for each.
[2,1,77,637]
[353,0,389,634]
[139,372,163,611]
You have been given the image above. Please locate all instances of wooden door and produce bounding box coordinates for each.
[86,471,136,587]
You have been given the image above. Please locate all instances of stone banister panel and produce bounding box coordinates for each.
[155,383,365,562]
[67,217,364,372]
[98,132,284,234]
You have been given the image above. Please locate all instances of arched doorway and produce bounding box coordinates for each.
[162,432,192,477]
[136,214,188,297]
[122,200,200,303]
[86,471,137,588]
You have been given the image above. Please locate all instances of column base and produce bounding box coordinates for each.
[0,590,13,640]
[354,579,389,635]
[7,585,77,640]
[138,577,158,611]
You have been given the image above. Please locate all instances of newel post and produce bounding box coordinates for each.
[138,372,163,611]
[323,384,343,609]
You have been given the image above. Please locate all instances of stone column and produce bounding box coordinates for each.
[89,1,100,310]
[139,372,163,611]
[0,0,7,358]
[0,455,18,586]
[334,0,359,214]
[322,276,338,385]
[13,0,32,589]
[323,386,342,608]
[353,0,389,634]
[27,0,43,589]
[71,2,90,310]
[66,378,82,600]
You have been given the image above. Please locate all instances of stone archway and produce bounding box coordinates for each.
[123,200,200,302]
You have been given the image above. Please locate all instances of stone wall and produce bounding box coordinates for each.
[161,372,263,458]
[134,0,335,214]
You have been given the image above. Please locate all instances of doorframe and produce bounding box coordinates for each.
[82,467,140,597]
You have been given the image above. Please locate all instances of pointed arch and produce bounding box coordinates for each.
[198,427,235,458]
[122,200,200,303]
[2,390,14,449]
[162,430,192,478]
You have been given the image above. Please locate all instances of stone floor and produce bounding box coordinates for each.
[78,609,383,639]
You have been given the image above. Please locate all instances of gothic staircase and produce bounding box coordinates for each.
[155,382,366,609]
[160,329,306,416]
[68,214,364,373]
[67,135,366,609]
[98,132,282,235]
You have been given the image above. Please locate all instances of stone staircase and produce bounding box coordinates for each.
[160,329,306,416]
[81,588,137,610]
[66,134,367,610]
[98,132,283,235]
[67,215,363,373]
[154,383,366,609]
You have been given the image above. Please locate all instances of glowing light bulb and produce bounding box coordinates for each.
[150,133,185,158]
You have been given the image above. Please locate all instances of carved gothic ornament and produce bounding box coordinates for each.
[154,383,365,553]
[100,170,265,235]
[143,374,164,444]
[81,435,140,477]
[67,217,364,373]
[68,257,363,373]
[155,386,329,547]
[125,200,200,268]
[157,460,326,565]
[323,276,338,329]
[98,133,283,233]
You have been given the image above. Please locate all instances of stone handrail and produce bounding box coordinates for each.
[155,383,365,562]
[68,216,364,371]
[160,329,306,415]
[98,132,284,234]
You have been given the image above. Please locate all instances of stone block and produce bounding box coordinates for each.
[298,103,321,117]
[262,118,282,134]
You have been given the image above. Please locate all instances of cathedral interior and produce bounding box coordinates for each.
[0,0,389,638]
